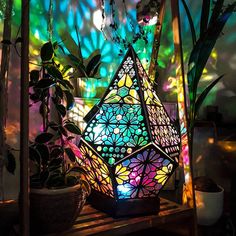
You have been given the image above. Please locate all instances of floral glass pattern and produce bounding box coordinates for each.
[78,46,179,201]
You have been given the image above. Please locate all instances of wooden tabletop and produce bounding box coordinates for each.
[53,198,193,236]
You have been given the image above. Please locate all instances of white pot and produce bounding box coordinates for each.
[195,185,224,225]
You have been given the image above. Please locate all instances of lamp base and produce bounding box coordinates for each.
[88,190,160,217]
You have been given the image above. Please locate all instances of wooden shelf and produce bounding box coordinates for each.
[12,198,193,236]
[47,198,194,236]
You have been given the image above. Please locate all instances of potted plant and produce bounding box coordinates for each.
[194,176,224,225]
[29,41,90,234]
[61,29,102,98]
[181,0,236,203]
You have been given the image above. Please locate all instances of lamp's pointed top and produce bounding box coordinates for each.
[126,45,138,58]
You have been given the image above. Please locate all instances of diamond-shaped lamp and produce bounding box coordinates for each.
[78,46,180,216]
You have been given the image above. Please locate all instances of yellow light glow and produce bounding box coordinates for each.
[125,75,133,88]
[208,138,214,144]
[218,141,236,152]
[34,29,40,39]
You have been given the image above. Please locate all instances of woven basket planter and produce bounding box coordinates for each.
[30,184,86,234]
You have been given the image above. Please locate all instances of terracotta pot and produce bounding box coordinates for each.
[195,185,224,225]
[30,184,87,234]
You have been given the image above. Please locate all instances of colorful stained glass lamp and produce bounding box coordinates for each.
[78,46,180,216]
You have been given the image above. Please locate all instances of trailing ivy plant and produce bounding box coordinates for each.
[29,41,89,190]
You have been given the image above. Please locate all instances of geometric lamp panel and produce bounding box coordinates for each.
[78,46,180,216]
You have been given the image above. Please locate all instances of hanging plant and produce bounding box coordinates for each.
[99,0,151,54]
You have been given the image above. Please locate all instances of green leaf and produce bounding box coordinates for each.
[63,80,74,90]
[180,0,196,45]
[56,104,66,117]
[62,65,72,75]
[30,70,40,83]
[59,126,68,137]
[40,42,54,61]
[63,90,75,110]
[91,62,101,77]
[46,175,65,188]
[5,150,16,175]
[209,0,224,26]
[49,157,63,167]
[68,54,82,66]
[30,174,42,188]
[59,29,82,59]
[187,4,235,106]
[39,103,48,118]
[30,93,40,102]
[195,74,224,117]
[64,122,81,135]
[36,79,55,89]
[53,41,58,50]
[40,171,49,185]
[46,65,63,81]
[50,147,64,159]
[67,136,75,141]
[58,44,66,55]
[65,148,76,162]
[29,146,41,164]
[68,54,87,77]
[57,79,71,90]
[86,54,101,76]
[55,85,63,99]
[48,122,59,131]
[200,0,210,38]
[66,175,78,186]
[35,132,54,143]
[35,144,49,163]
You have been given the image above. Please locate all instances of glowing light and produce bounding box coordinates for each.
[208,138,214,144]
[0,200,16,204]
[218,141,236,152]
[78,47,179,210]
[117,184,130,195]
[34,29,40,39]
[93,9,104,31]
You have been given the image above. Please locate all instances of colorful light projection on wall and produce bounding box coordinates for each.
[68,98,99,132]
[78,46,180,216]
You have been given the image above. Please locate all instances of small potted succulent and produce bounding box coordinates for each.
[194,176,224,225]
[29,41,90,234]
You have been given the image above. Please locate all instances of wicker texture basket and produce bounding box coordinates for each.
[30,184,86,234]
